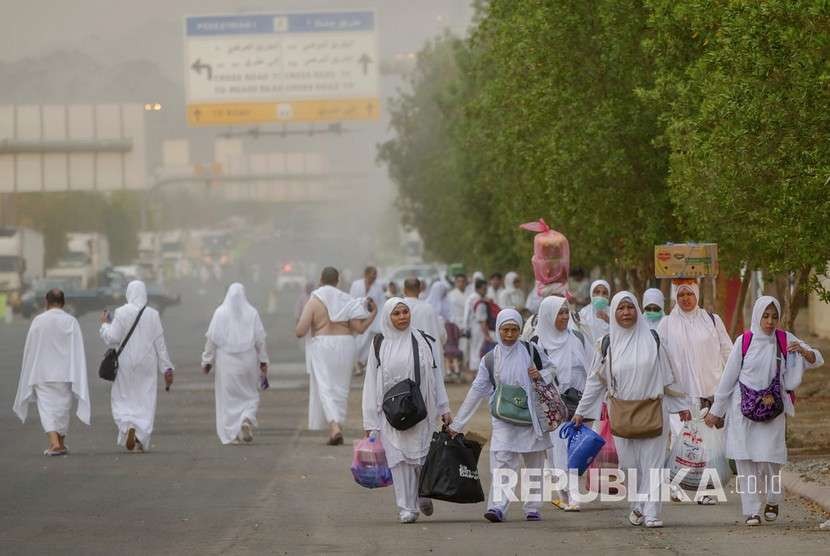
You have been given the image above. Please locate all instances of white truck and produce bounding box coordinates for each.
[0,227,45,295]
[46,232,111,289]
[137,231,161,278]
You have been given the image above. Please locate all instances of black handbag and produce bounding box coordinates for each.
[381,333,428,431]
[99,305,147,382]
[418,429,485,503]
[560,387,583,420]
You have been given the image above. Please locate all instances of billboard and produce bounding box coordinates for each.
[184,11,379,126]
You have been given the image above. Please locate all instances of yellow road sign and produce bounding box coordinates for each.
[186,99,379,126]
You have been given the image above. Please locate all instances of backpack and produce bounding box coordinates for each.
[740,329,788,367]
[483,340,543,387]
[600,329,660,362]
[373,330,437,370]
[473,298,501,331]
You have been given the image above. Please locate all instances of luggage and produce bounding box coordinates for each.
[519,218,570,295]
[418,430,485,503]
[350,434,393,489]
[559,422,606,475]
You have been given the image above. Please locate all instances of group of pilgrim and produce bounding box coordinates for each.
[13,268,825,530]
[14,280,270,454]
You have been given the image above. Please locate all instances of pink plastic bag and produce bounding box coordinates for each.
[351,434,393,489]
[520,219,570,295]
[587,404,619,493]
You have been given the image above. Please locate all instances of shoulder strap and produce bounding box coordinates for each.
[650,328,661,351]
[485,351,495,387]
[416,329,437,369]
[600,334,611,360]
[774,329,788,357]
[411,333,422,385]
[571,329,585,346]
[116,305,147,357]
[521,340,543,371]
[530,335,539,344]
[740,331,753,367]
[708,310,716,328]
[373,333,384,367]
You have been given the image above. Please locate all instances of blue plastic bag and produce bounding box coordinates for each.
[559,422,606,475]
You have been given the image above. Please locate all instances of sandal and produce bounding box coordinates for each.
[484,508,504,523]
[628,510,644,526]
[697,495,717,506]
[43,447,67,457]
[551,498,568,511]
[126,428,136,451]
[525,511,541,521]
[326,433,344,446]
[645,519,663,528]
[764,504,779,522]
[745,515,761,526]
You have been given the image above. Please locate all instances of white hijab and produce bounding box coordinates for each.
[206,283,265,354]
[537,296,588,391]
[741,296,790,390]
[312,285,368,322]
[503,272,518,293]
[642,288,665,330]
[605,291,663,399]
[579,279,611,339]
[658,282,724,397]
[126,280,148,309]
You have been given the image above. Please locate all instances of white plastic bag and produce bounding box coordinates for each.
[670,418,731,491]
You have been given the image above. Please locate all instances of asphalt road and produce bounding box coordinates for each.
[1,278,829,555]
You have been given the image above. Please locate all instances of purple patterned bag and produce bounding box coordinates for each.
[739,360,784,422]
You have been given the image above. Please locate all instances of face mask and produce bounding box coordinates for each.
[644,310,663,322]
[591,296,609,312]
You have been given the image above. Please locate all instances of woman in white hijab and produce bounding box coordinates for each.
[534,296,591,511]
[497,271,525,311]
[100,280,174,452]
[573,292,690,528]
[642,288,665,330]
[362,298,451,524]
[573,279,612,347]
[657,281,732,431]
[705,296,822,526]
[424,280,450,341]
[449,308,554,523]
[202,283,269,445]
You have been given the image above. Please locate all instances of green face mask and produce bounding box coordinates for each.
[644,310,663,322]
[591,296,609,311]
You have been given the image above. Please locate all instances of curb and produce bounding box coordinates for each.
[782,471,830,514]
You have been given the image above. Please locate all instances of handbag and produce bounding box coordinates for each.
[560,387,583,420]
[739,341,785,422]
[604,337,663,439]
[531,378,568,433]
[483,343,536,426]
[98,305,147,382]
[381,333,429,431]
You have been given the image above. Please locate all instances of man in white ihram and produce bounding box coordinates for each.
[100,280,174,453]
[296,267,377,445]
[14,289,91,456]
[350,265,385,370]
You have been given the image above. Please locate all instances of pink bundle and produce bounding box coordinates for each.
[520,218,570,295]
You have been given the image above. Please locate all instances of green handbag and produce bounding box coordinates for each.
[489,383,533,426]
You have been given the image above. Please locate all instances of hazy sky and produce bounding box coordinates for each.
[0,0,473,81]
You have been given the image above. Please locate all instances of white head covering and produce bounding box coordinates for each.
[739,296,785,391]
[578,279,611,339]
[537,296,589,392]
[606,291,662,399]
[643,288,665,310]
[126,280,148,308]
[591,279,611,299]
[425,280,450,321]
[657,281,724,397]
[537,296,570,353]
[503,272,518,293]
[206,283,265,354]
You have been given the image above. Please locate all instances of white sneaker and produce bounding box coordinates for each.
[399,511,419,524]
[645,519,663,528]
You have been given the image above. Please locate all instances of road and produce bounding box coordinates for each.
[1,278,828,555]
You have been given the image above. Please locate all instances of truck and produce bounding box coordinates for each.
[137,231,161,279]
[0,227,45,301]
[46,232,111,289]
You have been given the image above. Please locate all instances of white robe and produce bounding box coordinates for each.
[305,285,367,429]
[14,308,90,432]
[406,296,445,373]
[497,272,525,311]
[203,283,269,444]
[467,293,488,371]
[576,292,689,521]
[446,288,467,328]
[350,279,385,365]
[100,281,173,448]
[710,296,823,465]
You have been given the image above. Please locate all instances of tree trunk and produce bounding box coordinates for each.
[785,266,812,331]
[729,266,753,338]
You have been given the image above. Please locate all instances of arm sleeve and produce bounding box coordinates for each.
[99,309,126,347]
[710,339,743,418]
[432,355,450,416]
[255,338,270,365]
[153,315,174,374]
[201,338,216,367]
[714,315,734,366]
[574,351,606,420]
[783,332,824,391]
[448,358,494,433]
[659,345,690,414]
[362,350,382,431]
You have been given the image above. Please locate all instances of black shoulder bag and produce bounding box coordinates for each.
[381,333,429,431]
[99,306,147,382]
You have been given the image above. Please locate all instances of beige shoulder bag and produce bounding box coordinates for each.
[604,338,663,439]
